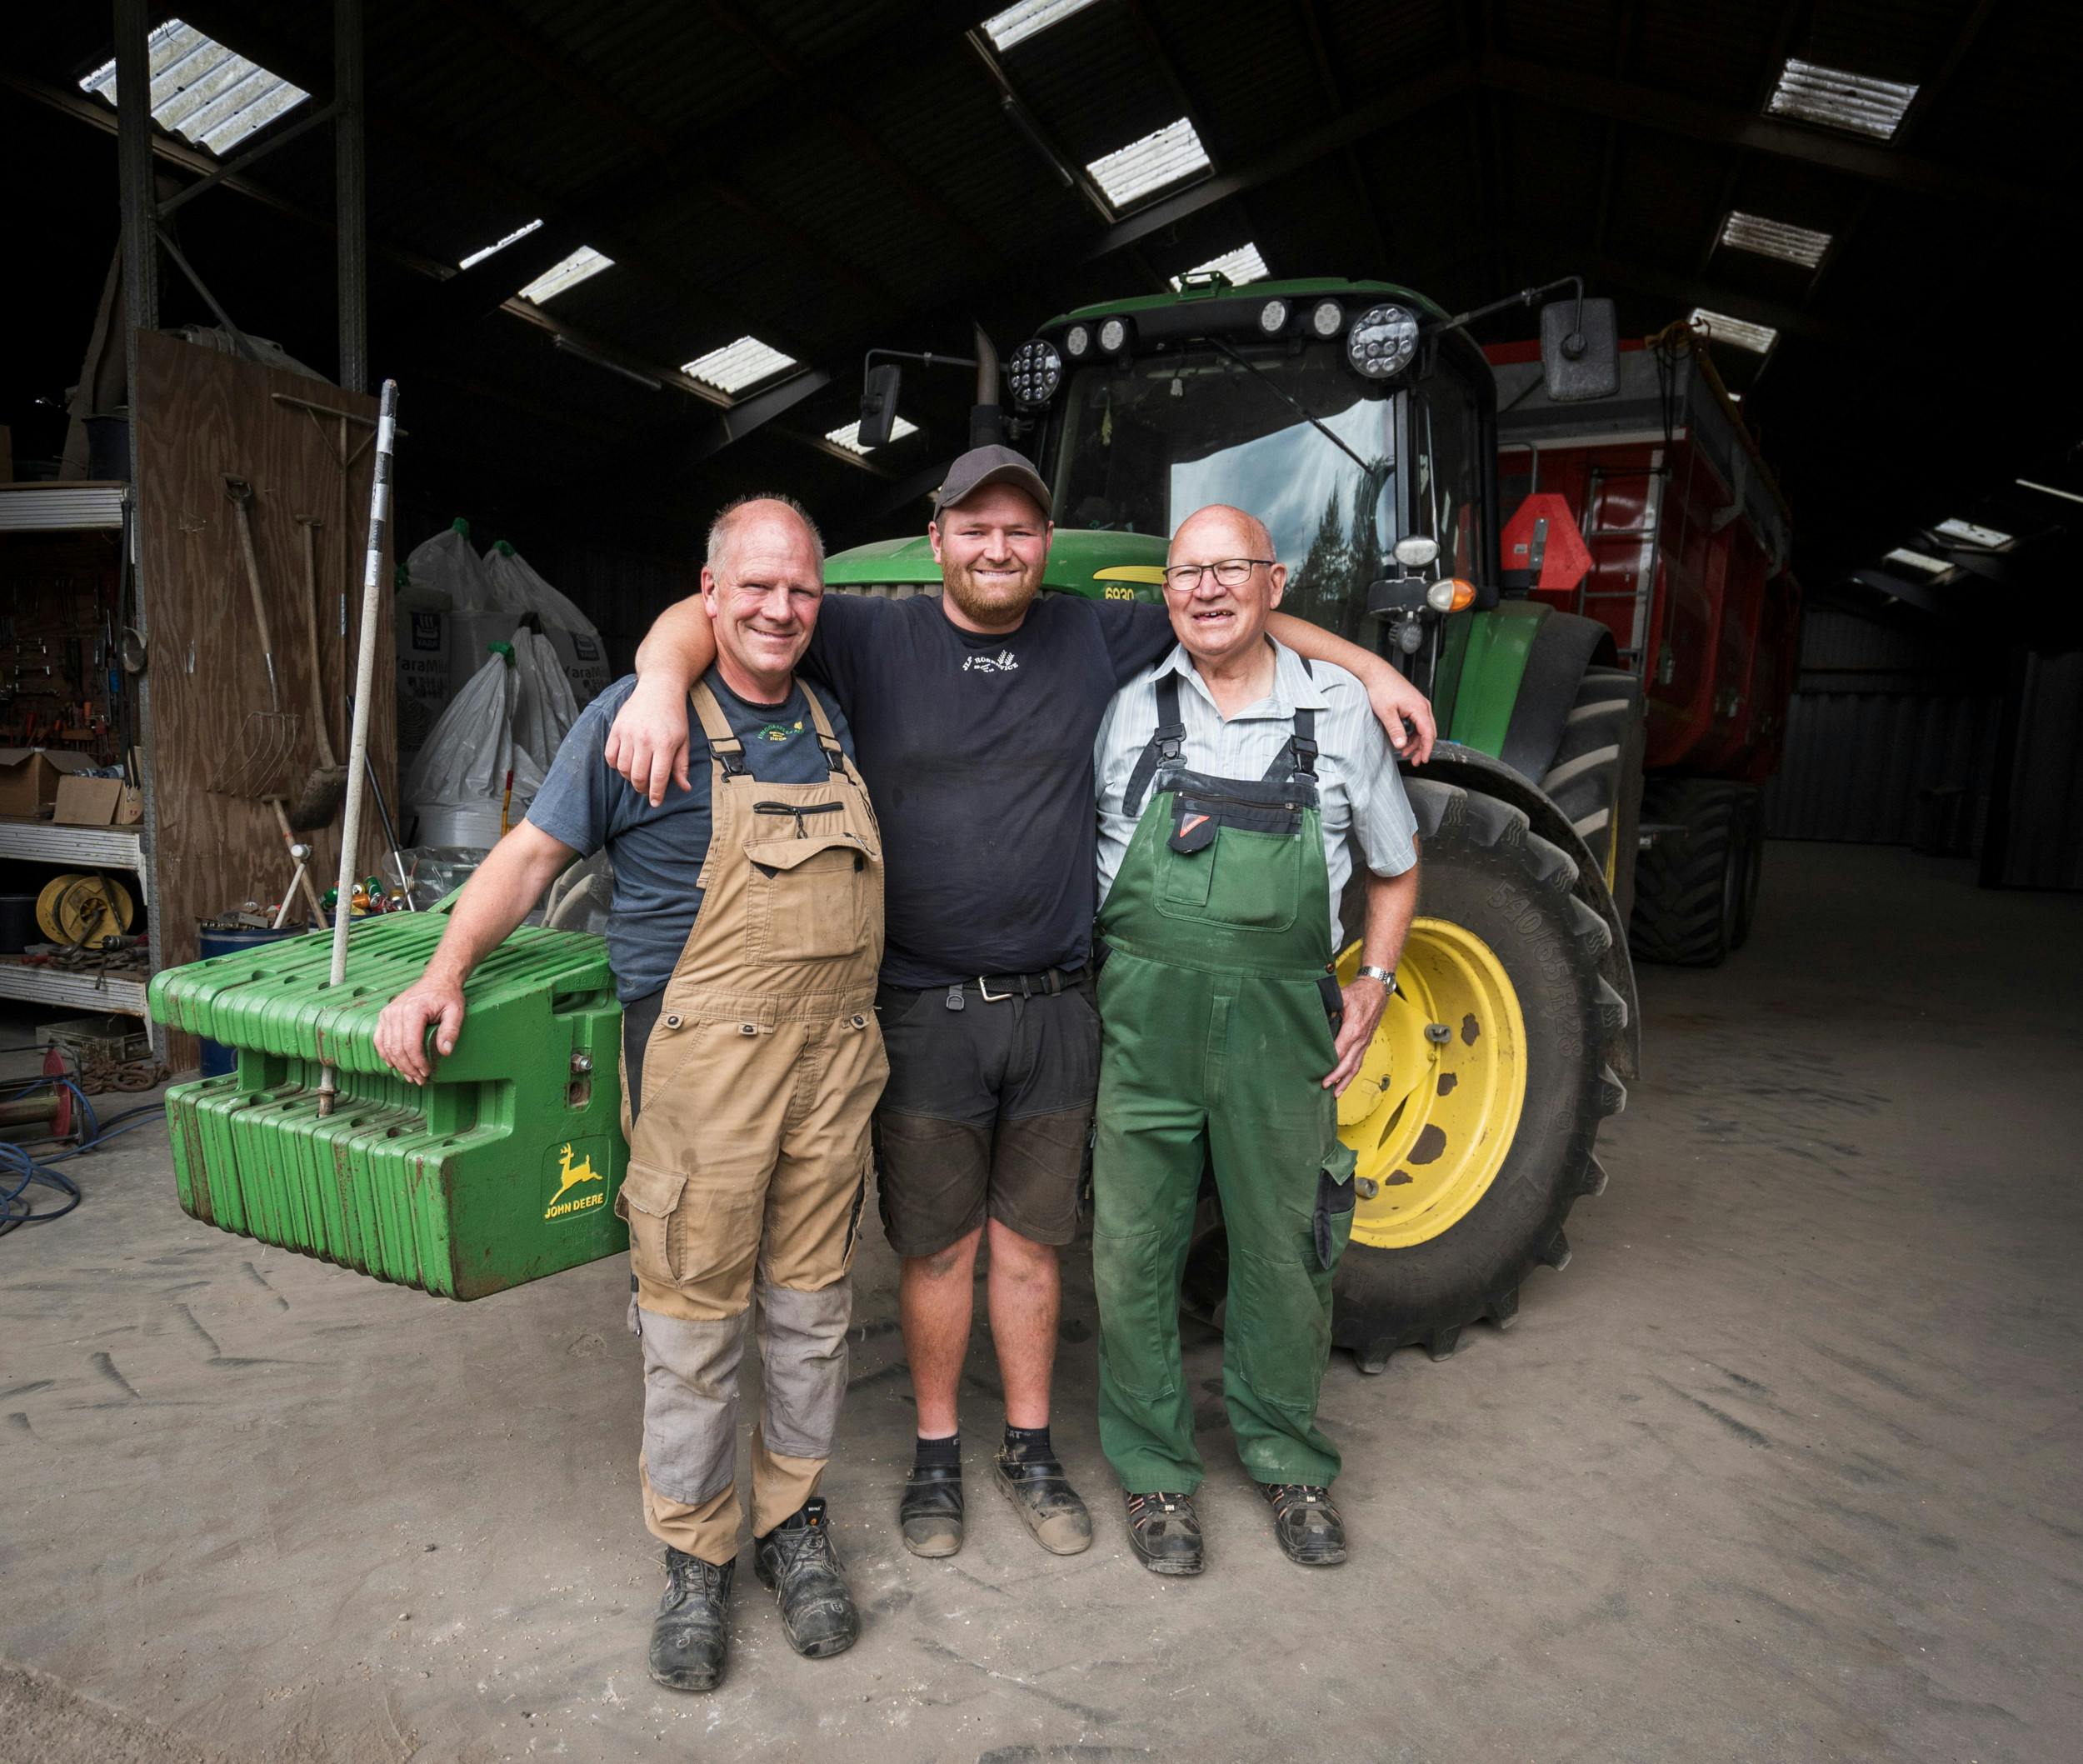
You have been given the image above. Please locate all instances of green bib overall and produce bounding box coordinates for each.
[1092,670,1359,1494]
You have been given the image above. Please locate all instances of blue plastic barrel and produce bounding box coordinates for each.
[197,923,311,1077]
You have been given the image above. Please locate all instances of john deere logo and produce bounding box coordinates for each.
[544,1142,606,1221]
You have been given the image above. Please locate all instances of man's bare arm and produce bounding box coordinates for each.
[603,597,718,806]
[1267,612,1436,764]
[373,822,577,1084]
[1325,855,1421,1094]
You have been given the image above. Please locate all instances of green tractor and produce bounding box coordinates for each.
[831,276,1641,1372]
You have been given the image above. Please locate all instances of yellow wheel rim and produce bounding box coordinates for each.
[1336,917,1527,1250]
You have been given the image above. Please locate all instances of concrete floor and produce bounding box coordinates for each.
[2,841,2079,1764]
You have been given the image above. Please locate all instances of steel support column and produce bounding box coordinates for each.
[336,0,367,392]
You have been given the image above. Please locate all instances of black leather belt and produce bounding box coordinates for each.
[897,963,1087,1008]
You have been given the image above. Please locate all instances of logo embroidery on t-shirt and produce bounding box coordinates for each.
[755,719,803,743]
[962,649,1019,675]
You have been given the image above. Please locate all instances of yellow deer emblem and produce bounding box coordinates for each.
[546,1142,602,1214]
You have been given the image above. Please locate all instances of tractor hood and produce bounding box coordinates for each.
[823,528,1170,602]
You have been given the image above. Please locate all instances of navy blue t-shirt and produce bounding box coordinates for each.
[802,592,1172,987]
[527,669,855,1001]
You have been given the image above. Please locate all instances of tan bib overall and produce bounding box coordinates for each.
[615,679,887,1564]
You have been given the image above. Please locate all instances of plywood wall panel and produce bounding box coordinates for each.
[135,332,396,1067]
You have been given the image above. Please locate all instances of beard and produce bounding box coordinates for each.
[941,555,1042,625]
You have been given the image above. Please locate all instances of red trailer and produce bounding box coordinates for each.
[1486,325,1803,964]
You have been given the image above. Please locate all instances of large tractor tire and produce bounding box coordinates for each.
[1538,664,1646,925]
[1629,778,1762,967]
[1326,778,1627,1369]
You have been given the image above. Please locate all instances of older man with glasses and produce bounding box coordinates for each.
[1089,502,1421,1578]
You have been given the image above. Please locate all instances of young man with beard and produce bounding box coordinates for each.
[601,447,1435,1562]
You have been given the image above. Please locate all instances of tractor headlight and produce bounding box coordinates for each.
[1008,339,1062,408]
[1347,303,1419,378]
[1311,298,1344,338]
[1097,316,1131,355]
[1258,298,1290,335]
[1063,322,1091,359]
[1394,535,1439,568]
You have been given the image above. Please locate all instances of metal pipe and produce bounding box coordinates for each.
[154,227,262,360]
[317,378,397,1117]
[969,322,1002,449]
[336,0,367,392]
[156,101,337,218]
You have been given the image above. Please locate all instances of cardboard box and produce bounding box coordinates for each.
[53,774,143,826]
[0,747,97,818]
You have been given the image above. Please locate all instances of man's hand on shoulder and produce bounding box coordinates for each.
[1364,667,1436,765]
[603,675,693,807]
[374,972,467,1086]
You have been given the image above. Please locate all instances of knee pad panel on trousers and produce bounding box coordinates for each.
[1093,1225,1181,1403]
[755,1278,852,1462]
[1224,1241,1336,1417]
[639,1307,747,1507]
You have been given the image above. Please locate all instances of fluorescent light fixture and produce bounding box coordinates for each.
[1767,57,1917,139]
[518,246,612,304]
[1933,517,2011,549]
[1720,212,1831,269]
[1883,547,1951,576]
[1690,307,1778,354]
[1171,242,1270,290]
[682,336,798,394]
[982,0,1101,51]
[2017,478,2083,507]
[1088,117,1210,208]
[460,217,545,269]
[80,18,310,156]
[827,416,919,455]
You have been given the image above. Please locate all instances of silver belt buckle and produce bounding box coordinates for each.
[977,974,1010,1002]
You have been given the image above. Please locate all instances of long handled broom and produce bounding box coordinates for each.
[317,379,399,1119]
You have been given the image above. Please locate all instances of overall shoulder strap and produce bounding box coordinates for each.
[689,681,747,777]
[1259,659,1320,785]
[796,681,847,773]
[1122,671,1189,818]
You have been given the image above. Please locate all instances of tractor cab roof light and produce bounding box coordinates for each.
[1768,57,1918,139]
[1087,117,1210,208]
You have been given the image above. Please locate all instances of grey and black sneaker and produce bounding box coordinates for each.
[1124,1491,1204,1576]
[1259,1482,1348,1567]
[649,1547,734,1692]
[753,1497,862,1659]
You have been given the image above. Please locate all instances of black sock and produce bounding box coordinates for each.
[914,1432,961,1472]
[1002,1422,1054,1464]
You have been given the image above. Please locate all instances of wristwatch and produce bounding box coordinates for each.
[1356,963,1396,989]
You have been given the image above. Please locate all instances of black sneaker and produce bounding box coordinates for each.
[648,1548,734,1692]
[899,1462,966,1559]
[753,1497,861,1659]
[993,1448,1094,1556]
[1123,1491,1203,1576]
[1259,1482,1348,1567]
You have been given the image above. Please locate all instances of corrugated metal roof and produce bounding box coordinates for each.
[1766,58,1918,139]
[1088,117,1210,207]
[518,246,614,304]
[78,18,311,156]
[982,0,1103,52]
[683,337,798,395]
[827,416,918,454]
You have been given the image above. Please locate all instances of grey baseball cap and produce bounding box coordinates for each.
[932,444,1053,519]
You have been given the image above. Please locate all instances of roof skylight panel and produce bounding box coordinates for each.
[79,18,312,156]
[1172,243,1270,289]
[1088,117,1210,208]
[461,218,545,269]
[1883,547,1952,576]
[1689,307,1778,354]
[981,0,1102,52]
[1932,518,2011,549]
[683,337,799,395]
[518,247,613,304]
[827,417,919,454]
[1767,58,1918,139]
[1720,212,1831,270]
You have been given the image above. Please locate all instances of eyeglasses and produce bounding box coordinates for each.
[1161,557,1274,591]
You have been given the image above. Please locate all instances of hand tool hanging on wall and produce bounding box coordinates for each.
[290,512,350,826]
[209,475,301,806]
[318,379,399,1118]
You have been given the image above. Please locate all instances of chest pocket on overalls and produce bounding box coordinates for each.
[744,799,877,962]
[1155,790,1302,932]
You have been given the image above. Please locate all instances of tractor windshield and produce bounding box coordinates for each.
[1046,345,1400,642]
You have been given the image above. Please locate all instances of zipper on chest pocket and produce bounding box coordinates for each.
[754,800,844,837]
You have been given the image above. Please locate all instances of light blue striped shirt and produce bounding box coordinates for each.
[1094,639,1419,945]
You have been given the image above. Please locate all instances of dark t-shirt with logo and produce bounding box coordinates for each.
[802,592,1174,987]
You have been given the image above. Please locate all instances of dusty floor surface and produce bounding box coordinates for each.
[2,842,2079,1764]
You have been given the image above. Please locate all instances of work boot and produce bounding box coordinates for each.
[993,1442,1093,1556]
[753,1498,861,1659]
[648,1547,734,1692]
[1123,1491,1203,1577]
[1259,1482,1348,1567]
[899,1463,966,1558]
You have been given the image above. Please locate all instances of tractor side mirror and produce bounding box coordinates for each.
[859,362,904,447]
[1540,296,1618,402]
